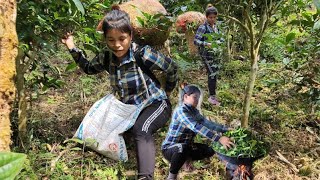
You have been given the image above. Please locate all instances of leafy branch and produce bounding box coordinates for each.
[132,5,173,30]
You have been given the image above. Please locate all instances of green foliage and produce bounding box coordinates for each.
[298,166,313,176]
[24,60,64,94]
[71,0,85,15]
[201,31,225,77]
[0,152,27,180]
[17,0,109,98]
[65,62,78,72]
[93,167,123,179]
[134,7,173,30]
[64,138,84,145]
[282,10,320,106]
[80,76,98,96]
[13,0,320,179]
[285,32,297,44]
[212,128,268,158]
[260,29,286,62]
[217,90,238,105]
[17,0,107,46]
[203,21,228,63]
[160,0,211,14]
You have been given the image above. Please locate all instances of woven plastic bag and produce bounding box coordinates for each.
[74,94,145,161]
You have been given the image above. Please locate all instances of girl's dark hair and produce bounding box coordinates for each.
[102,5,133,36]
[180,83,201,96]
[205,4,218,17]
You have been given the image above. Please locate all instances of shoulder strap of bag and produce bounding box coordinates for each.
[104,51,112,73]
[133,46,161,87]
[104,47,161,87]
[205,23,209,34]
[200,23,209,42]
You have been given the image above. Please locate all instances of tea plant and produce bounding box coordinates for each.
[212,128,268,158]
[133,6,173,30]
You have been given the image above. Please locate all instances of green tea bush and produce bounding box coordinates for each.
[212,128,268,158]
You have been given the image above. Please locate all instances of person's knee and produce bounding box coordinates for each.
[206,147,215,157]
[194,144,215,158]
[137,174,153,180]
[132,126,153,141]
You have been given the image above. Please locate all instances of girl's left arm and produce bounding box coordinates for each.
[140,46,178,93]
[178,109,221,142]
[201,118,229,133]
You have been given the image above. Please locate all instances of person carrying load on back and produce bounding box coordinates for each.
[194,4,223,106]
[61,5,178,180]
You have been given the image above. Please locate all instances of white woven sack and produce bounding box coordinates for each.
[74,94,142,161]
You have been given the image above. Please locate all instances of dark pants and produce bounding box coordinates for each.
[162,143,215,174]
[131,99,172,180]
[199,49,219,96]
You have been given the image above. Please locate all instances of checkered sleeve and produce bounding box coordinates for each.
[140,45,178,92]
[194,24,209,47]
[70,48,110,74]
[201,118,229,133]
[178,108,221,142]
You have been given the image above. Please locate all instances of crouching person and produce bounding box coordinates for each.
[161,84,234,180]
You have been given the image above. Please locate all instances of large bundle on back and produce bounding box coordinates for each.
[120,0,167,27]
[175,11,206,56]
[120,0,171,85]
[96,0,170,49]
[120,0,170,48]
[120,0,169,46]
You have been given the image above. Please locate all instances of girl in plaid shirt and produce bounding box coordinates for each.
[194,5,222,106]
[62,5,177,180]
[161,84,234,180]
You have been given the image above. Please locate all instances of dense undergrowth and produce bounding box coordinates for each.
[5,0,319,179]
[10,39,319,179]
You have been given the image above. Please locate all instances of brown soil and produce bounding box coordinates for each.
[23,64,320,179]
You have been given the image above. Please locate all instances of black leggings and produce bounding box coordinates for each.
[131,99,172,180]
[199,49,219,96]
[162,143,215,174]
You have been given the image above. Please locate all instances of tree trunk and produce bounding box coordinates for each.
[0,0,18,151]
[226,25,231,62]
[15,49,33,147]
[242,48,259,127]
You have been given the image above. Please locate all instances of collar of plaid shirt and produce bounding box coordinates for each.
[109,43,167,105]
[109,43,138,66]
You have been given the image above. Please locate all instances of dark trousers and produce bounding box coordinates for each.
[131,99,172,180]
[162,143,215,174]
[200,49,219,96]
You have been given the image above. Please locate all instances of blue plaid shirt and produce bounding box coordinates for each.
[161,103,228,150]
[70,43,178,106]
[194,21,219,59]
[194,21,219,47]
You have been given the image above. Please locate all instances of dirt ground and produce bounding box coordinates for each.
[21,65,320,179]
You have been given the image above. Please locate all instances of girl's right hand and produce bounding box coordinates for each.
[61,32,75,50]
[206,43,212,48]
[218,136,235,150]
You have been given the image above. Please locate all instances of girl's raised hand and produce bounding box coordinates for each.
[61,32,75,50]
[218,136,235,150]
